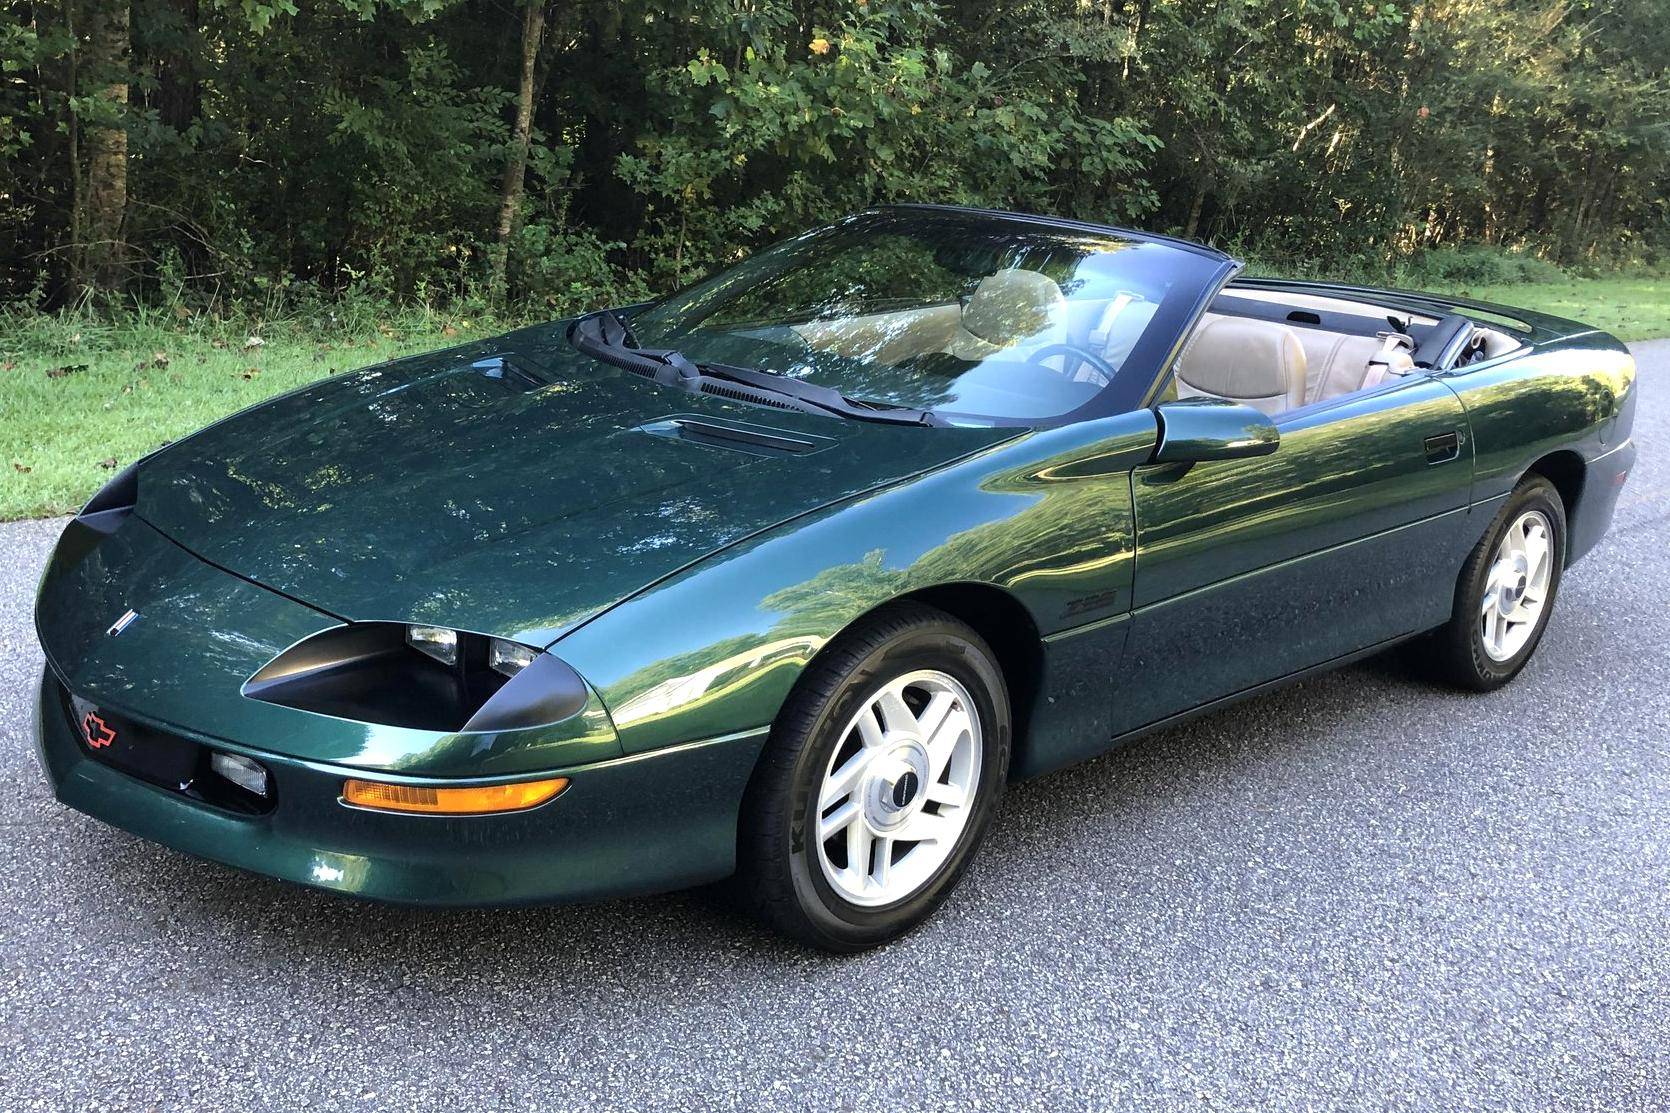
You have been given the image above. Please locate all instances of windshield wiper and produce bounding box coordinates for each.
[567,310,944,427]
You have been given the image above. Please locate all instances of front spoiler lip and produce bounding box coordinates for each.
[33,664,771,907]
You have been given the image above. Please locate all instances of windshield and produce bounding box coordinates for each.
[626,209,1225,425]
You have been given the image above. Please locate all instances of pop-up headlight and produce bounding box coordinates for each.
[75,456,143,534]
[244,623,586,733]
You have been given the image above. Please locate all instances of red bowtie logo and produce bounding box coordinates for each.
[83,712,116,750]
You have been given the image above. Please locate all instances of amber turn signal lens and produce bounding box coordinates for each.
[341,776,569,815]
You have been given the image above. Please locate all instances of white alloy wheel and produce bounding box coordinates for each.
[812,669,982,907]
[1480,509,1555,662]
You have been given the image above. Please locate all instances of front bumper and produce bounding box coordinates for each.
[34,664,768,905]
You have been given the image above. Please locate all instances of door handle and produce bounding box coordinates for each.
[1423,430,1462,464]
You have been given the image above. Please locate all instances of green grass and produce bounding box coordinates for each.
[3,273,1667,521]
[1429,276,1670,342]
[2,310,501,520]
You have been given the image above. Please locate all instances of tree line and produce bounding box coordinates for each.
[2,0,1666,314]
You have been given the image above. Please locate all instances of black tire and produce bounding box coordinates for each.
[737,602,1011,952]
[1433,475,1567,691]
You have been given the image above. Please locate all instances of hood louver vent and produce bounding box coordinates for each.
[638,416,836,458]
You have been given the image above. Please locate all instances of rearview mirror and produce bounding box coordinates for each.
[1152,399,1280,464]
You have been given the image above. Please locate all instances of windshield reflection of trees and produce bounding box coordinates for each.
[633,215,1142,415]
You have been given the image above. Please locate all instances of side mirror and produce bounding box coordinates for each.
[1152,398,1280,464]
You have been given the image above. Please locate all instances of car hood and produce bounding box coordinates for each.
[135,323,1015,646]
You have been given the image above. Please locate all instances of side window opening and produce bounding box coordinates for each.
[1165,288,1528,417]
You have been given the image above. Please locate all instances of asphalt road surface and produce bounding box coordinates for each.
[2,342,1666,1112]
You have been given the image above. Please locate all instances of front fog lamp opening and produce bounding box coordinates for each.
[210,751,270,798]
[341,776,569,816]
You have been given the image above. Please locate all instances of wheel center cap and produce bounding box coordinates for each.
[1497,559,1530,613]
[863,742,930,833]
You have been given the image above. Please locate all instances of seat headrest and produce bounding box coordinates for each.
[959,269,1066,346]
[1174,317,1307,415]
[1088,294,1160,367]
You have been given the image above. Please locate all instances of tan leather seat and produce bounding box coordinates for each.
[792,268,1070,366]
[1174,316,1307,416]
[1296,332,1383,402]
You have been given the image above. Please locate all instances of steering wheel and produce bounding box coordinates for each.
[1026,343,1118,385]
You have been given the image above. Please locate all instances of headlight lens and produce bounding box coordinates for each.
[407,624,459,666]
[488,638,537,677]
[244,623,585,733]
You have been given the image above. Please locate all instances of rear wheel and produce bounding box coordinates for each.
[1433,475,1566,690]
[738,603,1010,952]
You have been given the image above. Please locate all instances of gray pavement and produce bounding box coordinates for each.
[1,342,1667,1112]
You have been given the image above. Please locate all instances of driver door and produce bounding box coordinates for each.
[1108,375,1477,735]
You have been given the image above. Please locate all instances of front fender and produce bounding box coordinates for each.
[550,409,1159,755]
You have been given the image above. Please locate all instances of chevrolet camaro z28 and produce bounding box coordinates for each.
[33,206,1638,950]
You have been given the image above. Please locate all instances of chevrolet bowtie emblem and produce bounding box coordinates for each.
[83,711,116,749]
[106,609,140,637]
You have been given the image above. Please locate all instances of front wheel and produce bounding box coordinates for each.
[737,603,1011,952]
[1433,475,1567,690]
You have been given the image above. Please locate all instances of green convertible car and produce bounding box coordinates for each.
[34,206,1637,950]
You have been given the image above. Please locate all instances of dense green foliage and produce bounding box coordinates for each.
[3,0,1668,314]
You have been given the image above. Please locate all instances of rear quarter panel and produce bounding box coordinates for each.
[1441,330,1637,562]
